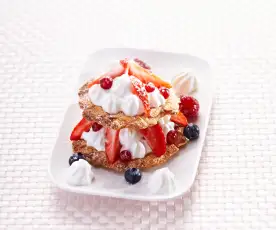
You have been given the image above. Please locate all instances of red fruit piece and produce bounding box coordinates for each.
[100,77,113,89]
[120,150,132,162]
[134,58,151,70]
[145,82,155,93]
[140,124,166,157]
[166,130,182,145]
[92,122,103,132]
[170,112,188,127]
[159,87,170,99]
[179,96,200,118]
[87,65,125,88]
[105,128,121,163]
[120,58,128,68]
[121,59,172,89]
[70,118,94,141]
[130,76,150,116]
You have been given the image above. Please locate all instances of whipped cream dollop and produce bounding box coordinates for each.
[172,71,197,96]
[82,128,105,151]
[148,168,176,194]
[148,87,166,108]
[88,74,166,116]
[158,115,175,136]
[66,159,94,186]
[119,128,151,159]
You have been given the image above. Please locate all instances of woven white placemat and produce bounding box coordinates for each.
[0,1,275,229]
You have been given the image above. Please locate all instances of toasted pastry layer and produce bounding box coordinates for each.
[78,82,179,130]
[72,138,188,172]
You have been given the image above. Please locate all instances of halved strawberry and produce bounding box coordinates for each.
[140,124,166,157]
[170,112,188,127]
[87,65,125,88]
[70,118,94,141]
[105,128,121,163]
[122,59,172,89]
[130,76,150,116]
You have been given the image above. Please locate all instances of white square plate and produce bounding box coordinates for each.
[49,48,213,201]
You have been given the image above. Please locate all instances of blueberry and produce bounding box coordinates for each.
[124,168,142,184]
[184,123,200,140]
[68,153,84,166]
[77,153,84,159]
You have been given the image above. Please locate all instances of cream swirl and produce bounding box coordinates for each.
[82,128,105,151]
[147,168,176,194]
[66,159,94,186]
[148,87,166,108]
[158,115,175,136]
[172,71,197,96]
[119,128,151,159]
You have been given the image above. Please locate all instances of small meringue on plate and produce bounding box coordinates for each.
[172,71,198,96]
[147,167,177,194]
[66,159,94,186]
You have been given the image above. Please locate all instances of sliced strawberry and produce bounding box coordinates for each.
[122,59,172,89]
[87,65,125,88]
[105,128,121,163]
[129,76,150,116]
[120,58,128,69]
[134,58,151,70]
[170,112,188,127]
[70,118,94,141]
[140,124,166,157]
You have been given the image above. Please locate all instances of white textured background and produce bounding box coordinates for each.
[0,1,276,229]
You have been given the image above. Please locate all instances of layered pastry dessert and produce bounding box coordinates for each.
[67,58,200,185]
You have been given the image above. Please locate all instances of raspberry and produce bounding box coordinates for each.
[145,82,155,93]
[100,76,113,89]
[120,150,132,162]
[179,96,200,118]
[159,87,170,99]
[92,122,103,132]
